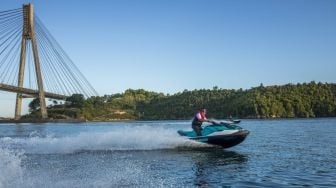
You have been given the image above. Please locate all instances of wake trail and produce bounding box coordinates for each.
[0,125,209,154]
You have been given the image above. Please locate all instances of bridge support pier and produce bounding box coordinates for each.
[15,3,47,120]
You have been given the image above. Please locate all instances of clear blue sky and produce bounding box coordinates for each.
[0,0,336,117]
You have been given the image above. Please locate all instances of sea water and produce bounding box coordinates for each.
[0,119,335,187]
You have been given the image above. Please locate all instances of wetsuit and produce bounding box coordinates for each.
[192,111,206,136]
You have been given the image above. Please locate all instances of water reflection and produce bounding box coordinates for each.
[15,124,47,138]
[15,124,25,136]
[188,149,248,187]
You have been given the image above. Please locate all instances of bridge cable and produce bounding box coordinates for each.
[35,15,98,97]
[9,42,21,86]
[35,25,73,95]
[1,35,21,83]
[35,19,88,96]
[0,8,22,15]
[35,33,62,94]
[35,20,86,95]
[0,28,22,83]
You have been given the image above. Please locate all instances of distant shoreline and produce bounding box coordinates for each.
[0,119,85,124]
[0,117,335,124]
[0,118,140,124]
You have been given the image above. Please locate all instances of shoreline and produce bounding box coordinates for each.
[0,119,85,124]
[0,117,335,124]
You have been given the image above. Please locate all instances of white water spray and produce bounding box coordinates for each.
[1,125,208,154]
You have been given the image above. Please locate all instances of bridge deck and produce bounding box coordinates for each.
[0,83,68,100]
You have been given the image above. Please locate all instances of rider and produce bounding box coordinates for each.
[192,108,212,136]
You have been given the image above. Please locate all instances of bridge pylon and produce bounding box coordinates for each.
[15,3,47,120]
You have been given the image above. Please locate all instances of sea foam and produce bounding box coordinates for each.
[0,147,24,188]
[0,125,208,154]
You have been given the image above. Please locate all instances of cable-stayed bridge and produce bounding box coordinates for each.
[0,4,98,119]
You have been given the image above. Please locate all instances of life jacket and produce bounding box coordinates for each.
[192,111,205,125]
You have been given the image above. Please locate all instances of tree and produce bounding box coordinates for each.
[25,82,336,120]
[29,98,40,111]
[66,94,85,108]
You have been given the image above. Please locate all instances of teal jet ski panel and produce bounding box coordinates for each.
[177,124,241,137]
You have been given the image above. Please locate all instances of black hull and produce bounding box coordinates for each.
[191,130,249,148]
[208,130,249,148]
[232,120,241,124]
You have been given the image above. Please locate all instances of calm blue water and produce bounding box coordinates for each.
[0,119,335,187]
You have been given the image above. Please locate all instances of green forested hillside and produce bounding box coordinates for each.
[27,82,336,120]
[135,82,336,119]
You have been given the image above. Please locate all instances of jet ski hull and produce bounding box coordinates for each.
[189,130,249,148]
[177,124,249,148]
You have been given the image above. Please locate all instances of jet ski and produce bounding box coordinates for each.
[177,120,249,148]
[230,119,241,124]
[220,119,241,125]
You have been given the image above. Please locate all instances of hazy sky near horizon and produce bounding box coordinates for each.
[0,0,336,117]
